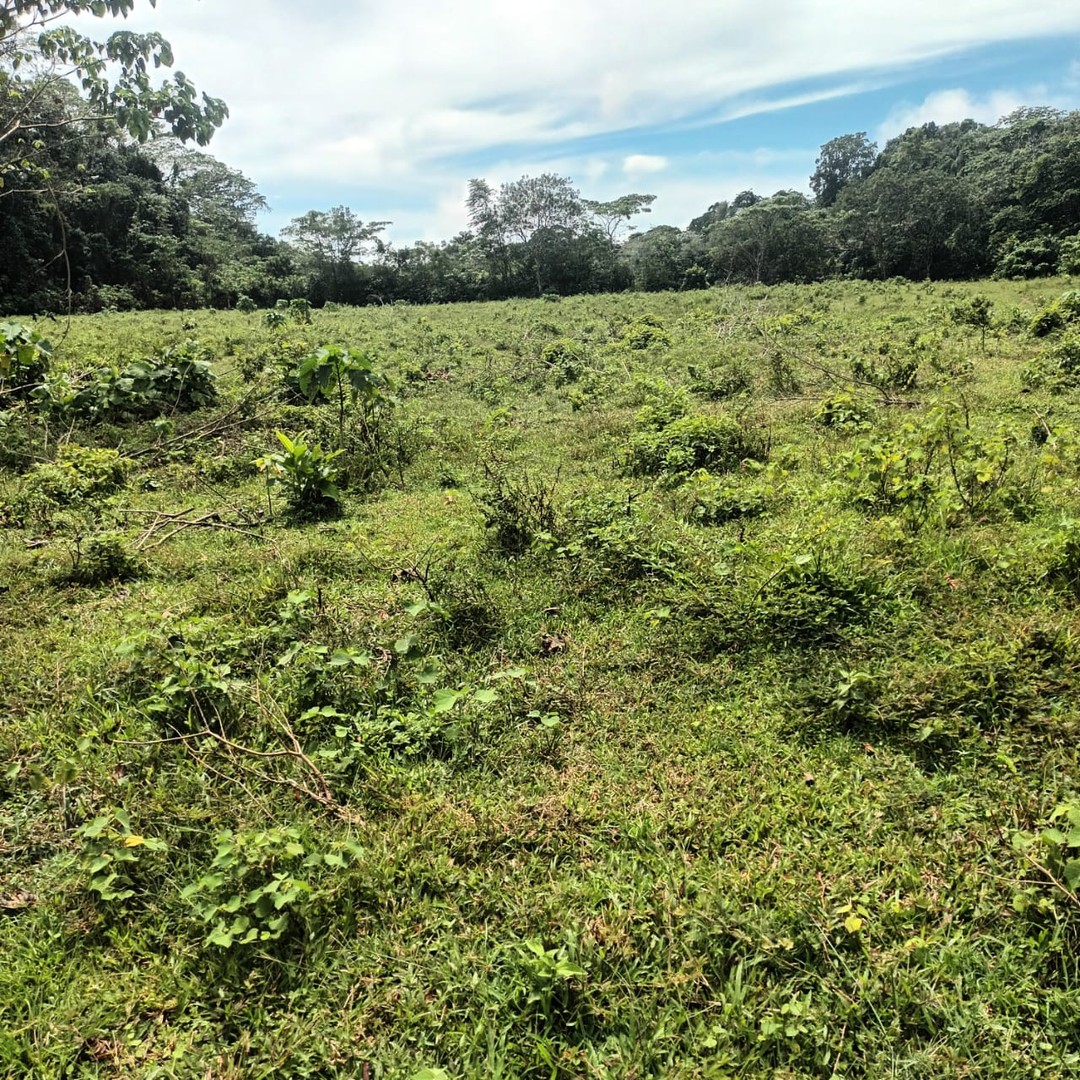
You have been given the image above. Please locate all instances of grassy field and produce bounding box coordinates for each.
[2,277,1080,1078]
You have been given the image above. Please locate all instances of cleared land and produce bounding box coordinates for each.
[2,278,1079,1078]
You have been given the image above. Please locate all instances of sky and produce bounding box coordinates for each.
[66,0,1080,244]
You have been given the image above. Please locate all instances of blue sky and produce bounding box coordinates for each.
[73,1,1080,243]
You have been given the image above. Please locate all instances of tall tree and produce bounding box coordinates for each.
[810,133,877,208]
[282,206,389,304]
[1,1,227,196]
[583,193,655,242]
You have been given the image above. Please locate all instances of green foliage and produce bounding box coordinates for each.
[539,337,585,385]
[815,391,874,431]
[182,827,358,948]
[621,317,671,350]
[17,445,128,515]
[256,431,343,518]
[687,359,753,400]
[841,403,1018,524]
[474,456,558,556]
[672,469,769,525]
[68,533,140,584]
[851,350,918,394]
[624,412,767,481]
[1023,332,1080,390]
[75,808,167,903]
[38,339,217,421]
[235,295,258,314]
[0,320,51,401]
[1027,802,1080,895]
[1028,290,1080,337]
[753,550,876,646]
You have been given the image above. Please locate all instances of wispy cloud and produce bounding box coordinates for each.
[65,0,1080,238]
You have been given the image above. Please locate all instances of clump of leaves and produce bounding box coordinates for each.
[560,492,682,584]
[621,318,671,350]
[673,469,769,525]
[624,413,768,482]
[75,808,167,903]
[24,445,129,506]
[1029,291,1080,337]
[815,392,873,432]
[256,431,343,519]
[474,456,558,556]
[183,827,358,949]
[753,551,876,647]
[851,350,918,394]
[1016,802,1080,899]
[687,359,752,400]
[38,339,217,421]
[540,338,586,386]
[1022,332,1080,391]
[0,319,51,403]
[68,533,140,585]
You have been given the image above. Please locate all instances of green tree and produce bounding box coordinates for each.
[282,206,389,304]
[1,1,227,196]
[810,133,877,208]
[583,193,655,242]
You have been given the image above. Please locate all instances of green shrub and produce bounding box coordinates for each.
[622,319,671,350]
[687,360,752,400]
[673,470,769,525]
[68,533,140,585]
[540,338,586,386]
[815,392,874,431]
[38,340,217,421]
[22,445,129,508]
[0,320,51,404]
[624,413,767,481]
[256,431,343,519]
[474,457,558,556]
[1022,333,1080,391]
[754,552,875,646]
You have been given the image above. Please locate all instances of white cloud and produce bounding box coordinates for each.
[623,154,668,177]
[61,0,1080,239]
[877,88,1033,141]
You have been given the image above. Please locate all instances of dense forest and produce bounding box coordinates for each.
[3,45,1080,313]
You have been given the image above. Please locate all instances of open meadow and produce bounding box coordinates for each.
[2,278,1080,1077]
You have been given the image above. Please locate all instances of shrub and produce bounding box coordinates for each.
[22,445,129,508]
[754,552,874,646]
[621,319,671,350]
[815,392,873,431]
[38,340,217,422]
[474,457,558,556]
[624,413,767,481]
[687,360,753,400]
[1022,333,1080,391]
[255,431,343,519]
[68,533,141,585]
[673,470,769,525]
[540,338,585,386]
[0,320,52,404]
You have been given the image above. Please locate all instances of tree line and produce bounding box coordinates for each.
[3,7,1079,311]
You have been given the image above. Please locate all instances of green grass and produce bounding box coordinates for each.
[2,278,1080,1078]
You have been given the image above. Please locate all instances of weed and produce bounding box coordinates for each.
[474,455,558,556]
[67,533,140,584]
[255,431,343,518]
